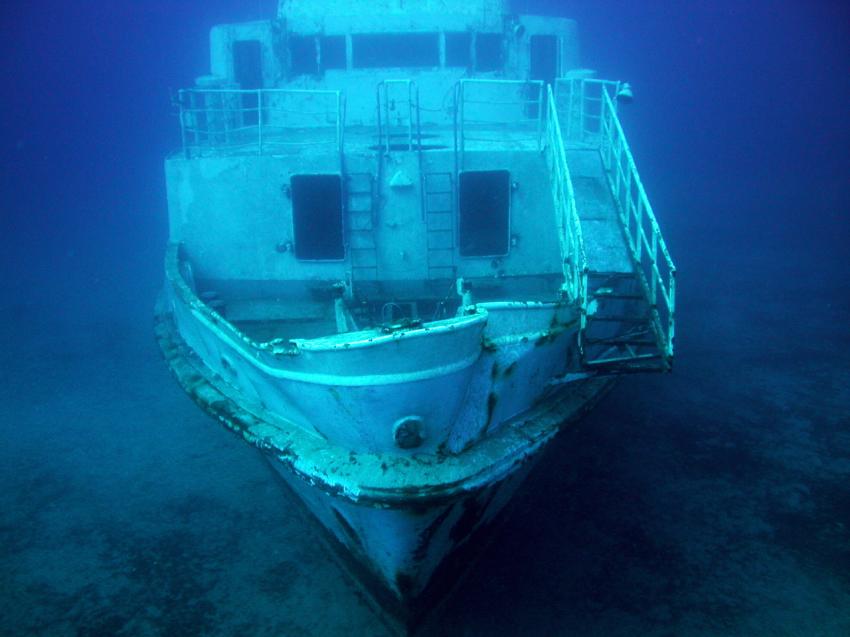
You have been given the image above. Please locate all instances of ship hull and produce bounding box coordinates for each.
[155,288,613,630]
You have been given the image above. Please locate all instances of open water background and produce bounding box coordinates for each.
[1,1,849,635]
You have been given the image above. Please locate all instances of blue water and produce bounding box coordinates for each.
[1,1,848,635]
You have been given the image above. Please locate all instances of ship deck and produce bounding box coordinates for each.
[181,122,547,157]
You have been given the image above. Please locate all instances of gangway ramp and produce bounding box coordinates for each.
[554,78,676,373]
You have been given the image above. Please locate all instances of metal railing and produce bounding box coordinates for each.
[597,88,675,357]
[554,78,675,359]
[596,84,676,359]
[454,79,544,171]
[543,85,588,319]
[178,88,344,160]
[555,78,620,147]
[376,80,422,152]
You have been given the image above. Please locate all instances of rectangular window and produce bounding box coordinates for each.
[320,35,346,71]
[445,32,471,67]
[475,33,503,72]
[353,33,439,68]
[233,40,262,126]
[530,35,558,85]
[291,174,345,260]
[458,170,510,257]
[233,40,263,89]
[289,35,317,75]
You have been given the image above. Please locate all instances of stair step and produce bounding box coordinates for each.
[586,315,649,323]
[587,271,636,280]
[584,337,658,346]
[590,292,645,300]
[584,352,662,366]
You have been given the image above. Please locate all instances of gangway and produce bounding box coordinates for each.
[553,79,676,372]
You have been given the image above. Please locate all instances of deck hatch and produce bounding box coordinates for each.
[291,174,345,261]
[458,170,510,257]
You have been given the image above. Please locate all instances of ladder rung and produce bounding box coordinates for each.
[586,315,649,323]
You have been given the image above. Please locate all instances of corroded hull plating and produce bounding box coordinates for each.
[155,247,614,628]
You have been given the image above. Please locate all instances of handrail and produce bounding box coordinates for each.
[555,78,619,147]
[178,88,343,161]
[597,88,676,358]
[375,80,421,152]
[455,79,544,171]
[544,85,588,321]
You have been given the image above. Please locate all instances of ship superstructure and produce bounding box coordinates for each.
[156,0,675,628]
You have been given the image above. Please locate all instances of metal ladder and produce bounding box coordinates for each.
[346,172,378,283]
[422,172,455,280]
[376,80,421,152]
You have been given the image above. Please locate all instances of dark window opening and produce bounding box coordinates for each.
[291,174,344,260]
[459,170,510,257]
[530,34,558,85]
[320,35,346,71]
[234,40,263,88]
[234,40,262,126]
[289,35,317,75]
[445,32,471,67]
[353,33,439,68]
[475,33,503,72]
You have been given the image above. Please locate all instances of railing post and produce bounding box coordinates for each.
[667,272,676,357]
[179,90,189,159]
[650,229,658,307]
[375,82,383,152]
[336,91,343,171]
[602,98,611,169]
[384,83,391,153]
[459,81,465,172]
[188,90,198,149]
[536,81,543,152]
[635,196,644,262]
[407,81,414,151]
[452,82,459,177]
[563,79,572,143]
[257,89,263,155]
[579,80,586,144]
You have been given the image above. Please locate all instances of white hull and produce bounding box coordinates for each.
[155,246,614,624]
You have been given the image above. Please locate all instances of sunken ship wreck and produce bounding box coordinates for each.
[155,0,676,629]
